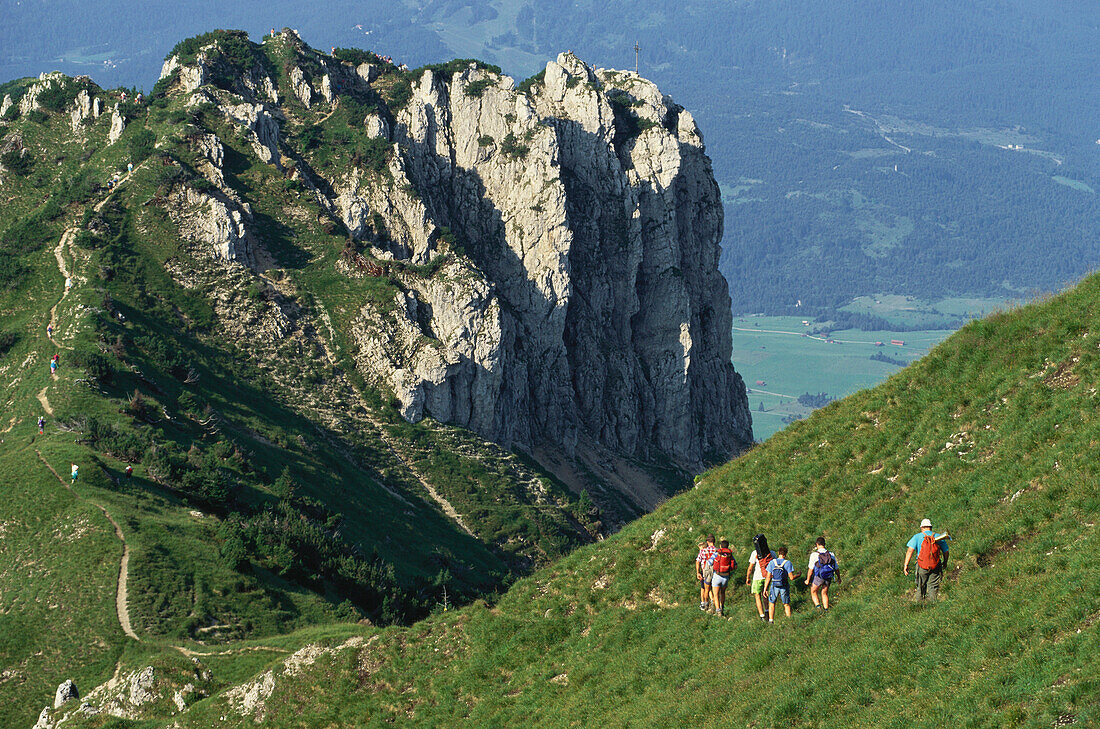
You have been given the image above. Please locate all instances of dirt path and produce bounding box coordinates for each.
[363,413,476,537]
[174,645,288,658]
[36,451,140,641]
[36,387,54,415]
[315,97,340,125]
[47,228,76,349]
[93,169,133,214]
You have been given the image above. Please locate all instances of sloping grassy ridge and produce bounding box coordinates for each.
[128,274,1100,727]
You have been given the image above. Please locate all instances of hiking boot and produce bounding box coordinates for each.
[758,614,767,623]
[699,602,707,611]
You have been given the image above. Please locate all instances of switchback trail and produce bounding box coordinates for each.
[36,451,139,641]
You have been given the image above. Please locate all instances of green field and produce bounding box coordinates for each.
[733,315,953,440]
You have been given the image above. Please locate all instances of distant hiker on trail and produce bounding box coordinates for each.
[127,162,133,174]
[746,534,776,622]
[125,465,133,478]
[764,546,797,623]
[709,538,737,616]
[904,518,950,601]
[37,416,45,434]
[70,464,78,483]
[50,359,57,375]
[46,324,53,338]
[65,277,72,291]
[806,537,840,612]
[695,534,717,612]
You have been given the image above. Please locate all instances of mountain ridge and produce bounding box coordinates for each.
[0,30,751,726]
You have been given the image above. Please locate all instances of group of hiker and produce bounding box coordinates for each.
[694,519,950,620]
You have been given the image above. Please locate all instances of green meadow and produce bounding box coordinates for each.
[733,315,953,440]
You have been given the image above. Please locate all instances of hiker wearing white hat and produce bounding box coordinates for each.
[904,518,950,601]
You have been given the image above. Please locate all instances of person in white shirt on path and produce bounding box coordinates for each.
[805,536,841,611]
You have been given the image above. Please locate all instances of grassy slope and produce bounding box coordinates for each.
[149,272,1100,728]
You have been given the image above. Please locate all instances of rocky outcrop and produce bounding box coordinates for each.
[220,99,281,165]
[160,54,208,93]
[18,72,66,114]
[288,67,313,109]
[156,41,750,477]
[340,53,751,469]
[170,186,253,262]
[108,104,126,144]
[68,90,102,131]
[53,680,78,709]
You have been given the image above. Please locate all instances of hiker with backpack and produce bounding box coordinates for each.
[709,538,737,616]
[745,534,777,622]
[695,534,718,612]
[763,546,797,623]
[806,537,840,612]
[904,518,950,601]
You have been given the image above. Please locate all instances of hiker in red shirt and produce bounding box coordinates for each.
[709,538,737,616]
[695,534,717,612]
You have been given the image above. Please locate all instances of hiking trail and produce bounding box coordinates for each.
[36,387,54,415]
[361,409,475,537]
[47,228,76,349]
[36,451,139,641]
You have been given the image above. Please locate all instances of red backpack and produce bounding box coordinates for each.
[917,534,942,570]
[757,552,772,578]
[713,548,736,576]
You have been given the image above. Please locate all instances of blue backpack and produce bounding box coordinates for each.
[768,559,789,588]
[814,551,837,581]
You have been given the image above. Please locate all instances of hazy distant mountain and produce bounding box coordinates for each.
[3,1,1098,314]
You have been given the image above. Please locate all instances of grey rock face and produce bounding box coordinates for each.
[108,104,126,144]
[288,67,312,109]
[69,90,98,131]
[356,63,379,84]
[343,53,751,468]
[160,55,207,93]
[220,100,281,165]
[54,679,78,708]
[165,44,750,476]
[129,667,156,706]
[171,187,253,262]
[19,72,66,115]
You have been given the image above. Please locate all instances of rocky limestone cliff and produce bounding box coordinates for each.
[154,32,751,485]
[341,52,751,469]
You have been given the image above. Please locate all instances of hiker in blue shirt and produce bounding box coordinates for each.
[904,518,950,601]
[763,546,797,623]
